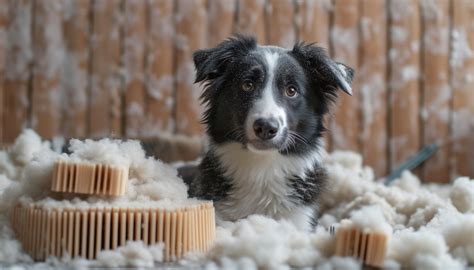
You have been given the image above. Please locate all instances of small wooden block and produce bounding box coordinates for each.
[51,160,129,196]
[334,221,388,267]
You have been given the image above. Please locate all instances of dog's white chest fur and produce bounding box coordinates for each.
[214,143,320,230]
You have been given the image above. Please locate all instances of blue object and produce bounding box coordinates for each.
[384,143,438,185]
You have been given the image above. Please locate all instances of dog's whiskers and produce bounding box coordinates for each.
[225,128,246,143]
[289,131,310,146]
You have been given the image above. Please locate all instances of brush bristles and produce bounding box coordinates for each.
[11,202,216,262]
[334,224,388,267]
[51,160,129,196]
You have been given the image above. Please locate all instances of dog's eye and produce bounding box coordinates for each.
[241,81,254,92]
[285,86,298,97]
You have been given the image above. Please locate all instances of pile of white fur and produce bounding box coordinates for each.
[0,130,473,269]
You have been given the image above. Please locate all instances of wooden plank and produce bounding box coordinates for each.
[420,0,451,182]
[61,0,90,139]
[174,0,207,136]
[208,0,236,47]
[144,0,175,136]
[3,0,33,143]
[296,0,331,48]
[330,0,360,152]
[387,0,421,171]
[450,0,474,178]
[359,0,388,177]
[0,0,7,142]
[31,0,63,139]
[89,0,122,138]
[265,0,296,48]
[296,0,332,150]
[123,0,146,138]
[235,0,266,43]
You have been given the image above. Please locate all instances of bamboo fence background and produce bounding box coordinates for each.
[0,0,472,182]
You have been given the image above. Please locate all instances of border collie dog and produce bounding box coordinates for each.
[187,35,354,231]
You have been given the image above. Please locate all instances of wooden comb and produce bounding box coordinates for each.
[332,221,388,267]
[51,160,129,196]
[11,201,216,262]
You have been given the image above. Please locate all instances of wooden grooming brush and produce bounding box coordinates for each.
[11,201,216,262]
[331,220,389,267]
[51,160,129,196]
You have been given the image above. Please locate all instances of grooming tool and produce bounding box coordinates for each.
[11,202,215,262]
[332,220,388,267]
[51,160,129,196]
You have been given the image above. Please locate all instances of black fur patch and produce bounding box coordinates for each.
[188,151,233,201]
[288,165,328,204]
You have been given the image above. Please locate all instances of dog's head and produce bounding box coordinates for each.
[193,35,354,155]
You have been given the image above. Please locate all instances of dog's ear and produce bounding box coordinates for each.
[290,42,354,96]
[193,34,257,83]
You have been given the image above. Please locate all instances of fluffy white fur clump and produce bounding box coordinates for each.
[9,129,47,165]
[206,215,336,269]
[0,132,473,269]
[95,241,164,267]
[388,229,464,269]
[450,177,474,213]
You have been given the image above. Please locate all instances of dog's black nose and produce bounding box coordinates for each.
[253,118,279,140]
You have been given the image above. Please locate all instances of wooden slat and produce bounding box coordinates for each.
[61,0,90,139]
[420,0,451,182]
[89,0,122,138]
[208,0,236,47]
[0,0,7,142]
[388,0,421,171]
[265,0,296,48]
[144,0,175,135]
[174,0,207,136]
[236,0,266,43]
[3,0,33,143]
[450,0,474,178]
[330,0,360,152]
[296,0,331,49]
[123,0,146,138]
[359,0,388,177]
[31,0,63,139]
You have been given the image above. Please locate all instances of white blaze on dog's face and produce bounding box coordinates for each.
[245,51,288,153]
[193,35,354,156]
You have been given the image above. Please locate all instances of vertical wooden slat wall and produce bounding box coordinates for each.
[0,0,6,143]
[61,0,90,139]
[0,0,473,180]
[330,0,360,152]
[296,0,331,49]
[89,0,122,138]
[3,0,33,143]
[123,0,146,138]
[208,0,236,47]
[420,0,451,182]
[31,0,63,139]
[145,0,174,134]
[359,0,388,177]
[235,0,266,43]
[450,0,474,178]
[387,0,421,173]
[174,0,207,136]
[265,0,296,48]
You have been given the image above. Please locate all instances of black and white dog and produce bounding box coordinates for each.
[185,35,354,231]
